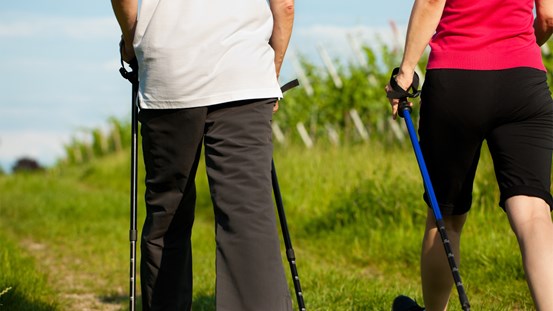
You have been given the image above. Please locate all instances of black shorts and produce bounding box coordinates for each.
[419,67,553,215]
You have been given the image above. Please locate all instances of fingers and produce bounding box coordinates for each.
[384,83,392,94]
[119,37,136,64]
[273,101,279,113]
[122,44,136,63]
[395,101,414,120]
[385,83,399,119]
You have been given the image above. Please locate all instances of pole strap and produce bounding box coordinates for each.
[386,67,420,100]
[281,79,300,93]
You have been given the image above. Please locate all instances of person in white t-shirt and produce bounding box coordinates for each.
[111,0,295,310]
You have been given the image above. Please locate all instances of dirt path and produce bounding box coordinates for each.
[23,239,126,311]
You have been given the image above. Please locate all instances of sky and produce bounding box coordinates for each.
[0,1,411,172]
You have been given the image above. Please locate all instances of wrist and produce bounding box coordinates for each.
[398,65,415,78]
[395,74,413,91]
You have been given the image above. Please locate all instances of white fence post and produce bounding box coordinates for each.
[349,109,369,141]
[325,123,340,146]
[272,121,286,144]
[388,119,405,142]
[317,45,343,89]
[296,122,314,148]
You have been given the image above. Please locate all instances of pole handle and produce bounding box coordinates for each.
[398,98,412,119]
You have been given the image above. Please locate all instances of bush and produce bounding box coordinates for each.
[12,158,43,174]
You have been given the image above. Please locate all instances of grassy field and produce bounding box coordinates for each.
[0,142,540,310]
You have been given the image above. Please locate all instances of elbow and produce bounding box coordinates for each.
[425,0,446,8]
[426,0,445,5]
[283,0,294,17]
[271,0,294,25]
[274,0,294,16]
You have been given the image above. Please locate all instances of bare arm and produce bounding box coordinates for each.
[397,0,445,89]
[111,0,138,62]
[386,0,445,119]
[535,0,553,46]
[269,0,294,77]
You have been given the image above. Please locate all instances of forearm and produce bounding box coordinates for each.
[269,0,294,77]
[111,0,138,45]
[399,0,445,82]
[534,0,553,46]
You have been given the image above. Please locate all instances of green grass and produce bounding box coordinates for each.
[0,142,539,310]
[0,233,57,310]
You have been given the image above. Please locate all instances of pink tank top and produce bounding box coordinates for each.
[427,0,545,71]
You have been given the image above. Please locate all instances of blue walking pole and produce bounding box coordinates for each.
[389,68,470,311]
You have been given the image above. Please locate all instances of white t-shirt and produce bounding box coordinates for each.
[133,0,283,109]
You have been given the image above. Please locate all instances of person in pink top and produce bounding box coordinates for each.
[386,0,553,310]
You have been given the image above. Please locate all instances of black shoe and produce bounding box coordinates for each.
[392,295,425,311]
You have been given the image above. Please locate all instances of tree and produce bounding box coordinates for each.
[12,157,43,173]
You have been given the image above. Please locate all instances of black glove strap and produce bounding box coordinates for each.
[386,67,420,99]
[281,79,299,93]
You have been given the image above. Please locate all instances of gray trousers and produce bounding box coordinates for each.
[138,99,293,311]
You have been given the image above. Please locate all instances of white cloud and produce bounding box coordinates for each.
[0,130,73,172]
[297,24,393,41]
[0,12,116,40]
[281,23,406,78]
[0,22,34,37]
[293,24,405,54]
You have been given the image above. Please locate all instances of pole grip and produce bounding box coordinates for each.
[398,98,412,118]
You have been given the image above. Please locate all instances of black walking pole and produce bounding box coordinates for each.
[388,68,471,311]
[273,79,306,311]
[119,56,139,311]
[271,160,306,311]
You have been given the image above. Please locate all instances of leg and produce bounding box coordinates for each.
[204,99,292,311]
[139,108,206,311]
[416,70,485,310]
[487,68,553,310]
[421,210,467,311]
[506,196,553,311]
